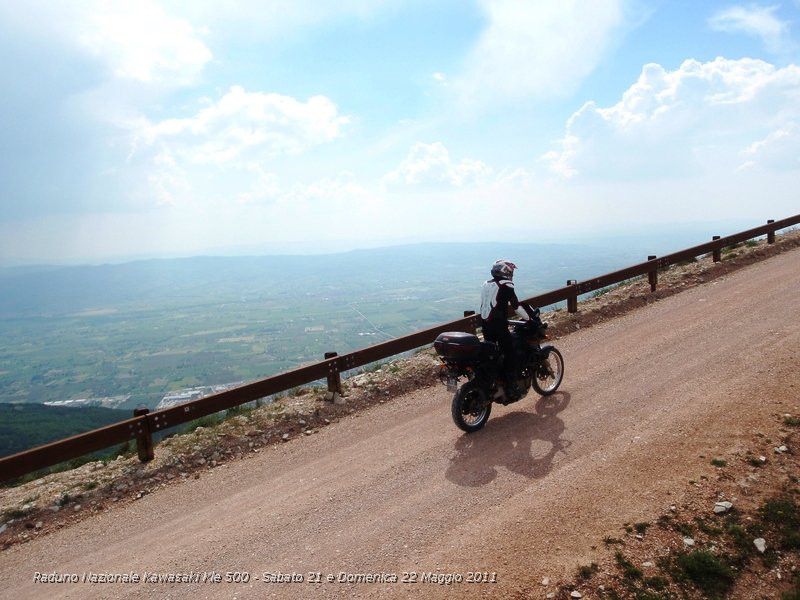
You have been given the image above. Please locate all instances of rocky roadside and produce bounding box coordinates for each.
[522,413,799,600]
[1,228,799,553]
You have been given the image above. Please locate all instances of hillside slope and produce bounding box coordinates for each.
[0,404,128,458]
[0,243,798,599]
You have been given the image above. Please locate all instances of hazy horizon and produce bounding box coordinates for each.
[0,215,770,268]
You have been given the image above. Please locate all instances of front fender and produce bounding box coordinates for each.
[539,344,556,356]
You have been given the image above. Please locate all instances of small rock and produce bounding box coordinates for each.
[759,455,767,463]
[775,445,789,454]
[73,504,82,512]
[0,524,7,534]
[683,537,695,546]
[670,505,677,512]
[21,503,35,513]
[546,594,555,599]
[196,458,206,466]
[571,592,583,599]
[714,501,733,514]
[754,538,767,553]
[210,460,217,467]
[281,433,290,441]
[298,420,307,426]
[540,577,550,586]
[642,561,655,568]
[635,534,644,540]
[304,430,313,436]
[323,419,330,424]
[598,585,605,591]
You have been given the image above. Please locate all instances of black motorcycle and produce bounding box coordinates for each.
[434,309,564,432]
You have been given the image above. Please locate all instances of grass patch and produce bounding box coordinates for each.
[784,416,800,427]
[81,481,98,491]
[725,522,753,561]
[695,517,723,536]
[634,522,650,535]
[710,458,727,467]
[615,551,643,580]
[577,563,599,579]
[604,536,625,545]
[657,514,672,528]
[644,576,668,591]
[745,240,759,248]
[673,522,694,537]
[186,414,221,432]
[760,497,800,550]
[723,242,742,252]
[2,508,26,521]
[225,404,254,418]
[674,550,734,599]
[748,456,765,467]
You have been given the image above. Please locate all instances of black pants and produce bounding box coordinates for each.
[482,319,516,385]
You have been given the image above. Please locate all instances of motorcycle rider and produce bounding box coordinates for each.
[480,259,535,399]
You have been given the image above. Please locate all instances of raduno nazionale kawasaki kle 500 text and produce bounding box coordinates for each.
[434,308,564,432]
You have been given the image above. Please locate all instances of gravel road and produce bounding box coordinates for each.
[2,247,799,600]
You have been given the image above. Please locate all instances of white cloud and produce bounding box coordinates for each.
[76,1,212,84]
[138,86,349,165]
[127,86,349,206]
[543,57,800,179]
[0,0,214,86]
[740,122,800,169]
[709,4,793,53]
[454,0,628,109]
[383,142,493,188]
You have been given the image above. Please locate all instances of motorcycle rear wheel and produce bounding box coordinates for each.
[451,381,491,433]
[532,347,564,396]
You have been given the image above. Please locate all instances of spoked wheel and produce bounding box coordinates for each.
[451,381,492,433]
[532,347,564,396]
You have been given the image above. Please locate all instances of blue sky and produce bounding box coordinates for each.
[1,0,799,263]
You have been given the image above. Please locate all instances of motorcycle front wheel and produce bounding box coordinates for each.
[532,347,564,396]
[451,381,492,433]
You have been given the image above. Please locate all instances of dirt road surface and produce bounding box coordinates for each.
[2,248,799,600]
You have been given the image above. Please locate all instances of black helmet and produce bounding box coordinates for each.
[491,259,517,280]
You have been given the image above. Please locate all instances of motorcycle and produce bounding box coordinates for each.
[434,308,564,432]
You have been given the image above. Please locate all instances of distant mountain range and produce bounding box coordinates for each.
[0,233,725,319]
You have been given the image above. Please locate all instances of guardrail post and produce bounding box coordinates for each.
[647,256,657,292]
[566,280,578,313]
[132,407,154,463]
[712,236,721,262]
[463,310,477,333]
[767,219,775,244]
[324,352,342,402]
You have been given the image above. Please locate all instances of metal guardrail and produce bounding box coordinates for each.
[1,215,798,482]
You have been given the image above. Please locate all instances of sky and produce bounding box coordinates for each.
[0,0,799,264]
